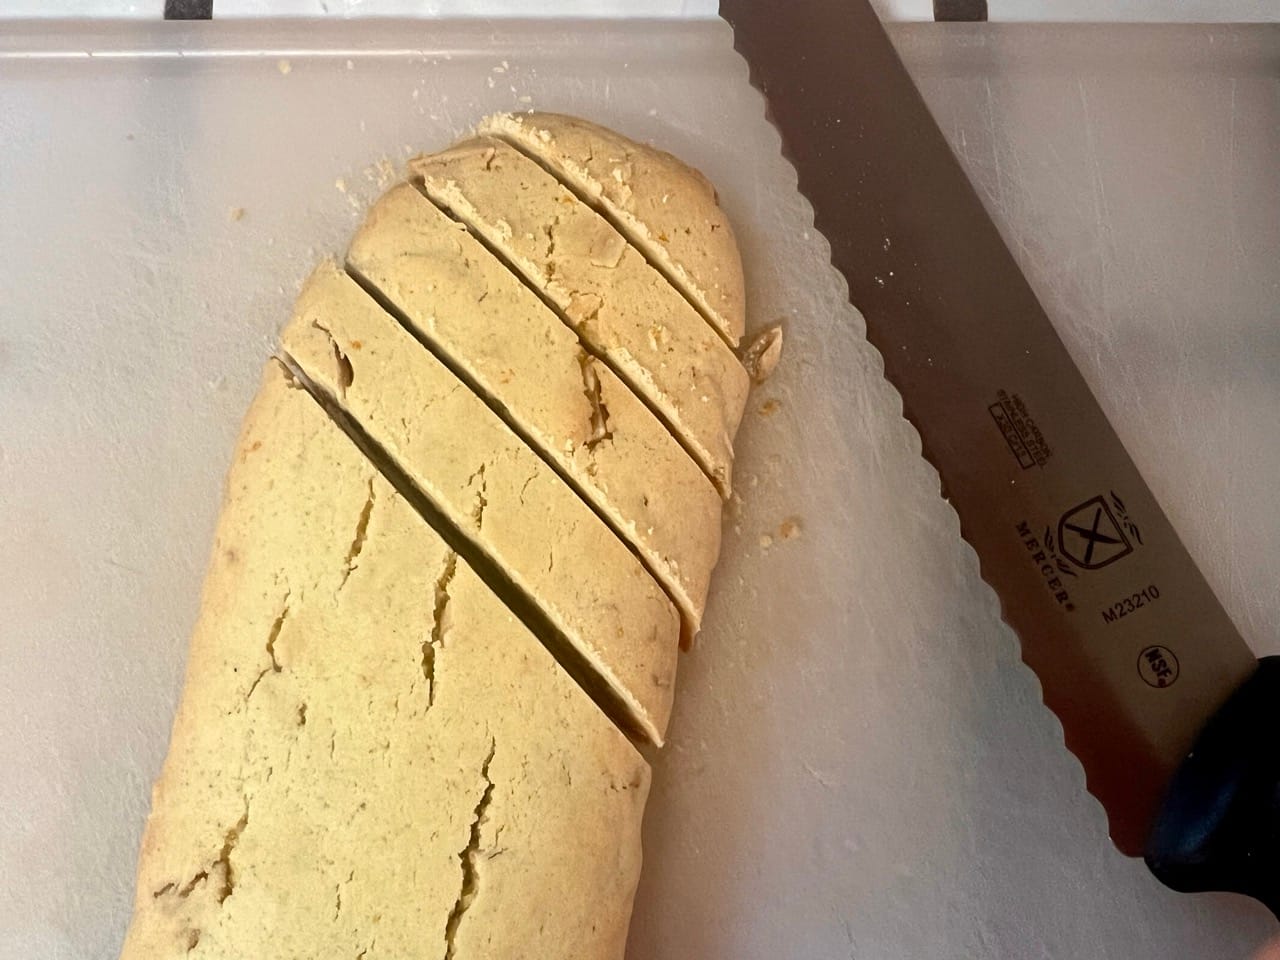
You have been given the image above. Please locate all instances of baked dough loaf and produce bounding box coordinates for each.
[411,138,748,497]
[347,183,722,638]
[120,363,648,959]
[121,112,754,958]
[479,112,746,348]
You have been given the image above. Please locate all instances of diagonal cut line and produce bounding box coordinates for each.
[277,353,657,758]
[343,262,689,638]
[485,131,738,352]
[407,181,723,495]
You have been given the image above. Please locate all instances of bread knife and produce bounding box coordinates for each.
[721,0,1280,915]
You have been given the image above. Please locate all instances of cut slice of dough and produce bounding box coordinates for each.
[480,111,746,348]
[282,262,679,745]
[347,182,722,639]
[410,137,749,497]
[119,361,648,959]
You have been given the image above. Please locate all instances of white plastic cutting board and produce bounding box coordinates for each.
[1,18,1277,960]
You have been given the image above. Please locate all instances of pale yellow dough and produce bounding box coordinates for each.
[121,112,753,960]
[411,138,749,497]
[348,182,722,638]
[479,111,747,348]
[282,263,680,745]
[119,362,648,960]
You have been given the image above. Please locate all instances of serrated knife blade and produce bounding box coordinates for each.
[720,0,1280,913]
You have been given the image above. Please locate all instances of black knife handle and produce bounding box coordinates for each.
[1146,656,1280,917]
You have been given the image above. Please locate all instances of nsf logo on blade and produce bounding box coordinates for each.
[1058,495,1134,570]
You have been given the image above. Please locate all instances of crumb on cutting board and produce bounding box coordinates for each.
[277,59,292,76]
[229,207,245,222]
[758,516,804,551]
[743,324,784,384]
[363,158,396,189]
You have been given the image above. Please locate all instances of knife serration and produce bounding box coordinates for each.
[720,0,1256,855]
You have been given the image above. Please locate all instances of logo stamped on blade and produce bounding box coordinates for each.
[1015,491,1144,612]
[1058,496,1132,569]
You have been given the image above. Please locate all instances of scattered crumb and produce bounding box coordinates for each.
[778,517,803,541]
[743,324,784,384]
[758,397,781,417]
[725,491,743,520]
[363,157,396,188]
[228,206,245,222]
[758,534,774,550]
[125,132,135,141]
[517,95,533,104]
[487,76,496,89]
[334,178,347,193]
[346,59,354,70]
[277,59,292,75]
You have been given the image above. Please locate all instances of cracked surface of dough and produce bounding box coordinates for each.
[282,263,679,744]
[479,111,746,347]
[411,138,748,496]
[348,184,722,637]
[119,362,648,959]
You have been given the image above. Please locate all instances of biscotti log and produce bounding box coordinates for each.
[120,112,755,959]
